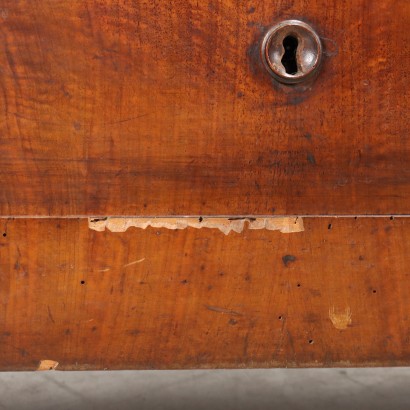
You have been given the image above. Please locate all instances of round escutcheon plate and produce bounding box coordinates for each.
[261,20,323,85]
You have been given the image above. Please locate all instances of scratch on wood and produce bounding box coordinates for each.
[123,258,145,268]
[88,217,304,235]
[37,360,59,371]
[47,306,55,324]
[205,305,243,316]
[329,306,352,330]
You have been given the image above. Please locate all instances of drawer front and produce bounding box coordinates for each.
[0,0,408,216]
[1,217,409,370]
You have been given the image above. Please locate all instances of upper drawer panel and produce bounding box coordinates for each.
[0,0,408,215]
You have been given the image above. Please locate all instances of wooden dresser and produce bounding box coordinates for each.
[0,0,409,370]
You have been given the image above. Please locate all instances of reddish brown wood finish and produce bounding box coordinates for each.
[0,1,408,215]
[0,217,409,370]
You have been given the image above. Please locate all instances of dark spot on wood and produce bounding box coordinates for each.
[91,326,97,332]
[359,255,365,261]
[19,349,28,357]
[229,319,238,325]
[64,329,71,335]
[228,217,256,222]
[246,42,265,76]
[282,255,297,267]
[246,21,265,32]
[288,95,307,105]
[307,153,317,165]
[369,225,379,235]
[304,313,320,323]
[304,133,312,141]
[247,7,255,14]
[90,217,107,223]
[237,91,244,98]
[180,279,188,285]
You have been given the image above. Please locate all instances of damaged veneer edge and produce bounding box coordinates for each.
[88,217,304,235]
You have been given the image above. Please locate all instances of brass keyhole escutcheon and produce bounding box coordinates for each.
[261,20,323,84]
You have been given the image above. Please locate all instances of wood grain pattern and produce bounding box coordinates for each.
[1,217,410,370]
[0,0,408,216]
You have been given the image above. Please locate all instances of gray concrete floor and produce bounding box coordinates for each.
[0,368,409,410]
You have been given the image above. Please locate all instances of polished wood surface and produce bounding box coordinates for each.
[0,0,408,216]
[1,1,409,371]
[1,217,409,370]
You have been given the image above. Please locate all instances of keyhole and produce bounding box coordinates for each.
[281,35,299,75]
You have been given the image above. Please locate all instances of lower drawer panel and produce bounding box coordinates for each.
[0,217,409,370]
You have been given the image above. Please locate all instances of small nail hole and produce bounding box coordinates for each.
[328,224,332,230]
[80,280,85,285]
[309,339,314,344]
[2,233,6,237]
